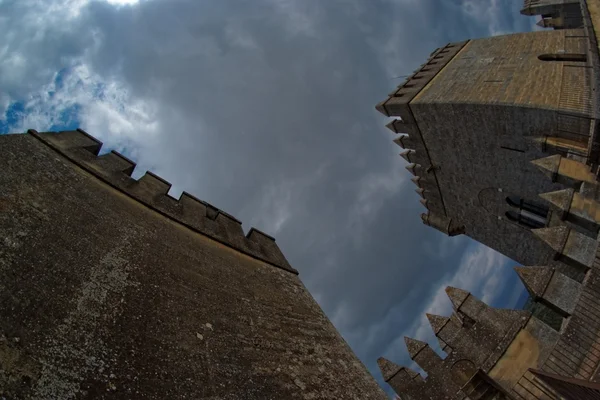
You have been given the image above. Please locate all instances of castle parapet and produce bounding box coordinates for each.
[379,288,533,399]
[28,129,296,274]
[375,41,469,120]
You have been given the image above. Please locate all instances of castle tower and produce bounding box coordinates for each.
[376,27,596,281]
[376,2,600,398]
[521,0,584,29]
[0,130,387,399]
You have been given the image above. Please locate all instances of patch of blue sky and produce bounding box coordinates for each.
[0,101,26,134]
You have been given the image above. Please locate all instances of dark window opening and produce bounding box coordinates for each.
[538,53,587,62]
[505,196,549,229]
[500,145,525,153]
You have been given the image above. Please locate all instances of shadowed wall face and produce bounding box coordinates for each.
[0,133,387,399]
[409,29,593,278]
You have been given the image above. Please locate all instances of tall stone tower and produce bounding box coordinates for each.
[0,129,387,399]
[376,27,594,281]
[376,1,600,399]
[521,0,584,29]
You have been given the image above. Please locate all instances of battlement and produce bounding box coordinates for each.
[375,40,468,120]
[376,41,470,229]
[26,129,296,274]
[379,287,531,398]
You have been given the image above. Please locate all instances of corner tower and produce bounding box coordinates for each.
[377,28,595,280]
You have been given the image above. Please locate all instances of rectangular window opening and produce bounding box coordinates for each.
[500,146,525,153]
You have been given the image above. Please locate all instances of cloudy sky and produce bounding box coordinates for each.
[0,0,540,395]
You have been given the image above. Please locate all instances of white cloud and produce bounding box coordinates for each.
[11,64,160,165]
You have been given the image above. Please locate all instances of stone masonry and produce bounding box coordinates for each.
[0,130,388,399]
[376,0,600,399]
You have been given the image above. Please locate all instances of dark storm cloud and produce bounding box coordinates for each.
[1,0,533,392]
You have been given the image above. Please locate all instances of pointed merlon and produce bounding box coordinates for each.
[514,266,553,298]
[385,120,398,133]
[386,120,411,134]
[393,136,407,149]
[419,199,428,209]
[531,154,561,181]
[405,163,420,176]
[415,188,425,198]
[411,176,422,187]
[377,357,403,382]
[404,336,427,359]
[426,313,449,334]
[532,226,568,255]
[376,99,390,117]
[539,189,574,212]
[445,286,469,311]
[400,150,414,163]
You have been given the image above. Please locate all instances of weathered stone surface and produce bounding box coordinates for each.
[426,313,449,334]
[488,317,559,394]
[532,226,569,256]
[539,188,574,212]
[400,149,414,163]
[515,266,554,297]
[393,29,593,282]
[445,286,469,310]
[563,228,598,268]
[0,132,387,400]
[404,337,427,359]
[376,357,402,382]
[405,163,420,176]
[392,135,406,148]
[531,155,561,181]
[544,271,582,315]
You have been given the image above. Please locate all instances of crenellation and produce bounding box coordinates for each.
[133,171,173,197]
[376,359,426,399]
[405,163,422,176]
[1,130,389,398]
[386,120,419,136]
[533,226,598,270]
[27,129,296,274]
[400,149,415,163]
[403,337,465,398]
[517,265,583,320]
[375,40,468,119]
[393,134,426,154]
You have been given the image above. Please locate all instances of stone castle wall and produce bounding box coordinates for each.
[0,130,387,399]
